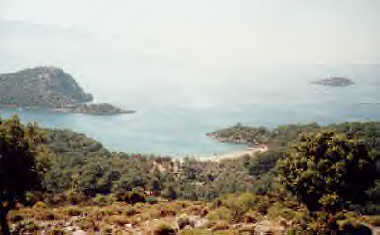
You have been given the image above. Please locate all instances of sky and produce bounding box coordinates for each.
[1,0,380,106]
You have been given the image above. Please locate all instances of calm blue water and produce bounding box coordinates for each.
[1,64,380,156]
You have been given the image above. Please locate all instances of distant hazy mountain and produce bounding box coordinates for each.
[0,66,93,107]
[311,77,354,87]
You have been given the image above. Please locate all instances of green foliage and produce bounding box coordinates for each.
[93,194,116,206]
[217,193,256,221]
[278,131,377,212]
[2,116,378,235]
[38,121,380,212]
[245,150,281,177]
[207,207,233,222]
[146,196,159,204]
[0,115,51,234]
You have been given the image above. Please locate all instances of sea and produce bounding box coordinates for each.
[1,64,380,157]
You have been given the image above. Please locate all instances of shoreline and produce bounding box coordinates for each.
[194,144,268,162]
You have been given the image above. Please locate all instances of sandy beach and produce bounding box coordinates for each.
[196,145,268,162]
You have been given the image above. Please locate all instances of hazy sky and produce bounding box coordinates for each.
[2,0,380,65]
[1,1,380,106]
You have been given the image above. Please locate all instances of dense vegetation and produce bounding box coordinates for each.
[211,122,380,212]
[1,116,379,234]
[0,116,51,234]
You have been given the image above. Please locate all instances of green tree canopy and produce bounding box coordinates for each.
[0,115,50,234]
[277,131,377,212]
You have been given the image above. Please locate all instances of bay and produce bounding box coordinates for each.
[1,64,379,156]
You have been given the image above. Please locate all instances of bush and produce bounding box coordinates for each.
[129,191,146,204]
[152,222,176,235]
[65,190,86,205]
[177,214,193,230]
[48,229,65,235]
[64,206,82,216]
[93,194,116,206]
[125,206,139,216]
[211,220,230,231]
[8,212,24,223]
[11,220,40,234]
[179,229,211,235]
[34,210,59,221]
[116,190,146,204]
[105,215,130,226]
[219,193,256,221]
[267,202,297,221]
[247,150,280,176]
[368,215,380,226]
[207,207,232,222]
[278,131,377,212]
[146,196,158,204]
[33,201,48,209]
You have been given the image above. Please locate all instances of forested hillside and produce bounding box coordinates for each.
[1,116,379,234]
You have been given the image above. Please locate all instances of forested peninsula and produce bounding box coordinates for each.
[0,66,134,115]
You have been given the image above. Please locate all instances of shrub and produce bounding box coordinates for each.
[34,210,59,221]
[100,225,113,234]
[368,215,380,226]
[48,229,65,235]
[152,222,176,235]
[125,207,139,216]
[93,194,116,206]
[207,207,232,222]
[45,193,67,206]
[76,217,96,231]
[146,196,158,204]
[184,205,209,217]
[129,191,146,204]
[278,131,377,212]
[11,220,40,234]
[8,212,24,223]
[211,220,230,231]
[64,207,82,216]
[219,193,256,221]
[159,207,177,217]
[179,229,211,235]
[267,202,297,221]
[65,190,86,205]
[241,211,258,224]
[105,215,130,226]
[116,190,146,204]
[177,214,193,229]
[33,201,48,209]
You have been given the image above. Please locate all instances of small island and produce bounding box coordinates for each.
[311,77,354,87]
[0,66,134,115]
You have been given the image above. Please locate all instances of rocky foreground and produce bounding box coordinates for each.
[9,200,290,234]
